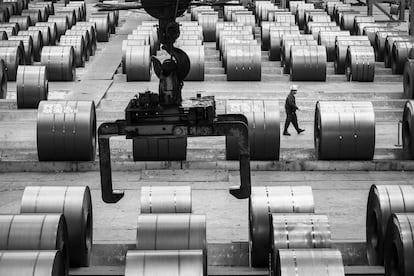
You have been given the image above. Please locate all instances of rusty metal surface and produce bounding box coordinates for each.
[21,186,93,267]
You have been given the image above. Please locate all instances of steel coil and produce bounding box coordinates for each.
[136,214,206,273]
[269,29,301,61]
[333,6,353,23]
[16,65,48,108]
[4,0,23,14]
[334,36,370,74]
[198,12,218,42]
[178,45,204,81]
[318,30,350,61]
[41,46,75,81]
[0,22,19,33]
[219,30,252,51]
[0,45,23,80]
[384,213,414,276]
[90,14,109,42]
[36,22,57,45]
[221,38,255,69]
[224,100,279,160]
[71,26,96,55]
[0,8,10,23]
[28,25,51,46]
[95,11,115,34]
[310,25,340,39]
[249,186,315,267]
[340,11,360,31]
[345,45,375,81]
[0,38,31,64]
[125,250,204,276]
[133,137,187,161]
[0,26,16,37]
[290,45,327,81]
[9,15,30,30]
[305,21,337,34]
[261,22,295,50]
[235,14,255,33]
[226,44,261,81]
[363,26,392,45]
[357,23,387,37]
[374,31,406,62]
[0,214,68,273]
[314,101,375,160]
[125,45,151,81]
[21,185,93,267]
[402,100,414,158]
[21,9,41,25]
[366,184,414,265]
[282,39,318,73]
[0,251,65,276]
[59,35,86,67]
[391,41,414,74]
[326,1,341,16]
[384,36,414,68]
[295,3,314,29]
[276,249,345,276]
[121,39,146,72]
[48,15,68,40]
[55,10,76,28]
[18,30,43,61]
[140,186,192,213]
[353,16,375,34]
[64,5,81,22]
[404,60,414,99]
[0,31,7,40]
[272,14,295,24]
[0,3,15,18]
[29,3,53,19]
[0,59,6,99]
[28,6,48,21]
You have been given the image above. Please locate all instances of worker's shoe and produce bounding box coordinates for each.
[297,129,305,134]
[283,131,291,136]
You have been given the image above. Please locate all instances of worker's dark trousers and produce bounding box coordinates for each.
[284,111,300,133]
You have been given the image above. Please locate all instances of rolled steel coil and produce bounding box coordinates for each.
[235,14,255,32]
[64,5,82,22]
[65,30,91,58]
[0,60,6,99]
[0,251,65,276]
[295,3,314,29]
[140,186,192,213]
[67,3,86,21]
[216,23,248,46]
[16,65,48,108]
[125,250,204,276]
[0,214,68,273]
[89,14,109,42]
[384,213,414,276]
[192,6,213,21]
[404,61,414,99]
[94,11,115,34]
[18,30,43,61]
[224,100,279,160]
[318,30,350,61]
[305,21,339,34]
[226,44,261,81]
[314,101,375,160]
[0,26,16,37]
[55,9,76,28]
[304,10,327,23]
[339,11,360,31]
[345,45,375,81]
[309,25,341,39]
[136,213,206,273]
[333,6,353,23]
[391,41,414,74]
[60,35,86,67]
[290,45,327,81]
[0,45,23,80]
[25,6,47,21]
[218,28,253,51]
[249,186,314,267]
[308,14,331,24]
[261,22,295,50]
[9,15,30,30]
[363,26,393,45]
[125,45,151,81]
[231,10,252,22]
[402,100,414,158]
[272,14,295,24]
[72,25,97,55]
[283,39,318,73]
[384,36,414,68]
[132,28,158,54]
[356,22,388,37]
[0,38,31,64]
[198,12,218,42]
[0,8,10,23]
[289,1,305,15]
[41,46,75,81]
[29,3,53,18]
[21,9,41,25]
[28,26,51,47]
[121,39,146,72]
[374,31,406,62]
[179,45,204,81]
[48,15,68,39]
[132,137,187,161]
[268,29,300,61]
[326,1,342,16]
[0,22,19,33]
[4,0,23,14]
[353,15,375,33]
[36,101,96,161]
[0,3,15,18]
[366,184,414,265]
[221,38,255,69]
[0,31,7,40]
[21,185,93,267]
[36,22,57,45]
[334,36,371,74]
[276,249,345,276]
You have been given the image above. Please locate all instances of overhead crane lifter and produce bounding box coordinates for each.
[98,0,252,203]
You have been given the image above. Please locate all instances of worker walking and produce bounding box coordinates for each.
[283,85,305,136]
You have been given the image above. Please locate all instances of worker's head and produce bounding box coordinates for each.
[290,85,298,94]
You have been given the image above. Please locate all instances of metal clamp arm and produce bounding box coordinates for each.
[214,117,251,199]
[98,122,125,203]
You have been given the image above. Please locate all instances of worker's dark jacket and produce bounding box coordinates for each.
[285,93,298,113]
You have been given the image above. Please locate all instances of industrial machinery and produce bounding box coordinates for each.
[98,0,251,203]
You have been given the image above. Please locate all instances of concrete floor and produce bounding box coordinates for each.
[0,1,413,252]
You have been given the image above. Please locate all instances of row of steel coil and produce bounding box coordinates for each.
[0,0,119,108]
[0,186,93,275]
[248,184,414,276]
